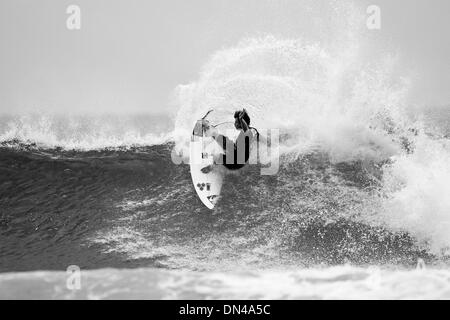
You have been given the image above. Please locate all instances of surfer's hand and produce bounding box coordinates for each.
[203,121,215,135]
[204,125,218,138]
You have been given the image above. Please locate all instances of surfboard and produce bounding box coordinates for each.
[189,118,224,209]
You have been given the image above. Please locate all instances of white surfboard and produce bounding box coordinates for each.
[189,119,224,209]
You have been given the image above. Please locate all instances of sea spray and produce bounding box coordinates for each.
[380,135,450,254]
[0,113,172,150]
[172,35,409,165]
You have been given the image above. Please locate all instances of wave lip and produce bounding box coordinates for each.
[0,113,173,150]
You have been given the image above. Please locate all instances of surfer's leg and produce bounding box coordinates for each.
[202,151,227,173]
[208,134,249,170]
[210,134,234,153]
[221,143,246,170]
[221,133,250,170]
[201,165,213,174]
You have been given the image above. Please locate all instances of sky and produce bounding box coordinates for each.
[0,0,449,115]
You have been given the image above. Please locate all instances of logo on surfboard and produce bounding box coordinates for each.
[197,183,211,191]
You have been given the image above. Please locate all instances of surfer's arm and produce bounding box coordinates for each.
[203,123,234,150]
[212,133,235,151]
[240,118,249,132]
[239,110,249,132]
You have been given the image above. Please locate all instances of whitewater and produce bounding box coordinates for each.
[1,2,450,299]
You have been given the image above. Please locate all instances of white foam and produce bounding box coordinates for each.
[2,265,450,299]
[0,113,173,150]
[169,4,450,256]
[171,33,410,164]
[380,136,450,254]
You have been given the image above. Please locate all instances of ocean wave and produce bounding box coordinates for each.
[171,35,411,166]
[1,1,449,274]
[0,113,173,150]
[378,136,450,254]
[1,265,449,299]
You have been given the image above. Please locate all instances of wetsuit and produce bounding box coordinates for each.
[216,130,252,170]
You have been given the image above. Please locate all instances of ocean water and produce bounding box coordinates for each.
[1,2,450,299]
[2,266,450,300]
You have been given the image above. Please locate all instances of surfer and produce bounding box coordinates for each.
[201,109,254,173]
